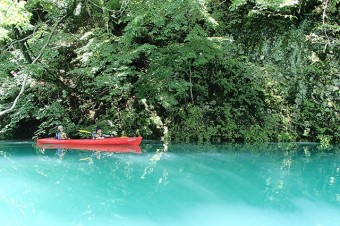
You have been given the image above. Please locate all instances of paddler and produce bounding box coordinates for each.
[57,125,69,140]
[92,127,112,139]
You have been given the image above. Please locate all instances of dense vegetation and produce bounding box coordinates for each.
[0,0,339,144]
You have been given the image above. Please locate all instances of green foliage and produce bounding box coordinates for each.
[0,93,35,139]
[34,101,76,139]
[317,134,332,150]
[242,125,270,143]
[170,106,208,143]
[0,0,32,40]
[214,104,238,142]
[231,0,300,10]
[277,132,296,142]
[0,0,339,145]
[291,62,339,142]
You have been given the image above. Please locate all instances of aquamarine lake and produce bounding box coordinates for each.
[1,141,339,226]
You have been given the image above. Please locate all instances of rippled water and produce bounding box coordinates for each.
[0,141,339,226]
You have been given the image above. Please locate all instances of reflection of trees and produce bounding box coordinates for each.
[3,141,339,217]
[163,143,339,209]
[141,149,165,180]
[263,144,340,209]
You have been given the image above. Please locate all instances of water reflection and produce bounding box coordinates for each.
[0,141,339,225]
[141,148,166,180]
[56,148,67,160]
[37,143,142,153]
[36,143,142,163]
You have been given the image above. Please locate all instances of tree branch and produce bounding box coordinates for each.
[0,15,67,117]
[322,0,330,52]
[185,61,195,105]
[14,28,33,63]
[0,32,33,53]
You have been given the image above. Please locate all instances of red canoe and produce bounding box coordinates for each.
[36,143,142,153]
[37,137,142,146]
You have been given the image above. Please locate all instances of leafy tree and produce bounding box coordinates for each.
[0,0,339,143]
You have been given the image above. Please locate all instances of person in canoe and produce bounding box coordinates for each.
[57,125,69,140]
[92,127,111,139]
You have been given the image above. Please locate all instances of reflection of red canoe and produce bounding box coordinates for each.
[37,137,142,146]
[36,143,142,153]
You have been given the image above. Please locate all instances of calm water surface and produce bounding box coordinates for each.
[0,141,339,226]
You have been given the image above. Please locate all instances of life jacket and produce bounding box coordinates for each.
[57,131,67,139]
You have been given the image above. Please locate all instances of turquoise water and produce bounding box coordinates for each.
[0,141,339,226]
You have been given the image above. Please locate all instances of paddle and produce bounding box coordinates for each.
[79,130,92,134]
[79,129,122,138]
[79,129,111,138]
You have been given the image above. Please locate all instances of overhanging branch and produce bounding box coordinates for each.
[322,0,330,52]
[0,15,67,117]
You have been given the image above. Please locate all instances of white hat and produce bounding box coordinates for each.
[57,125,63,130]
